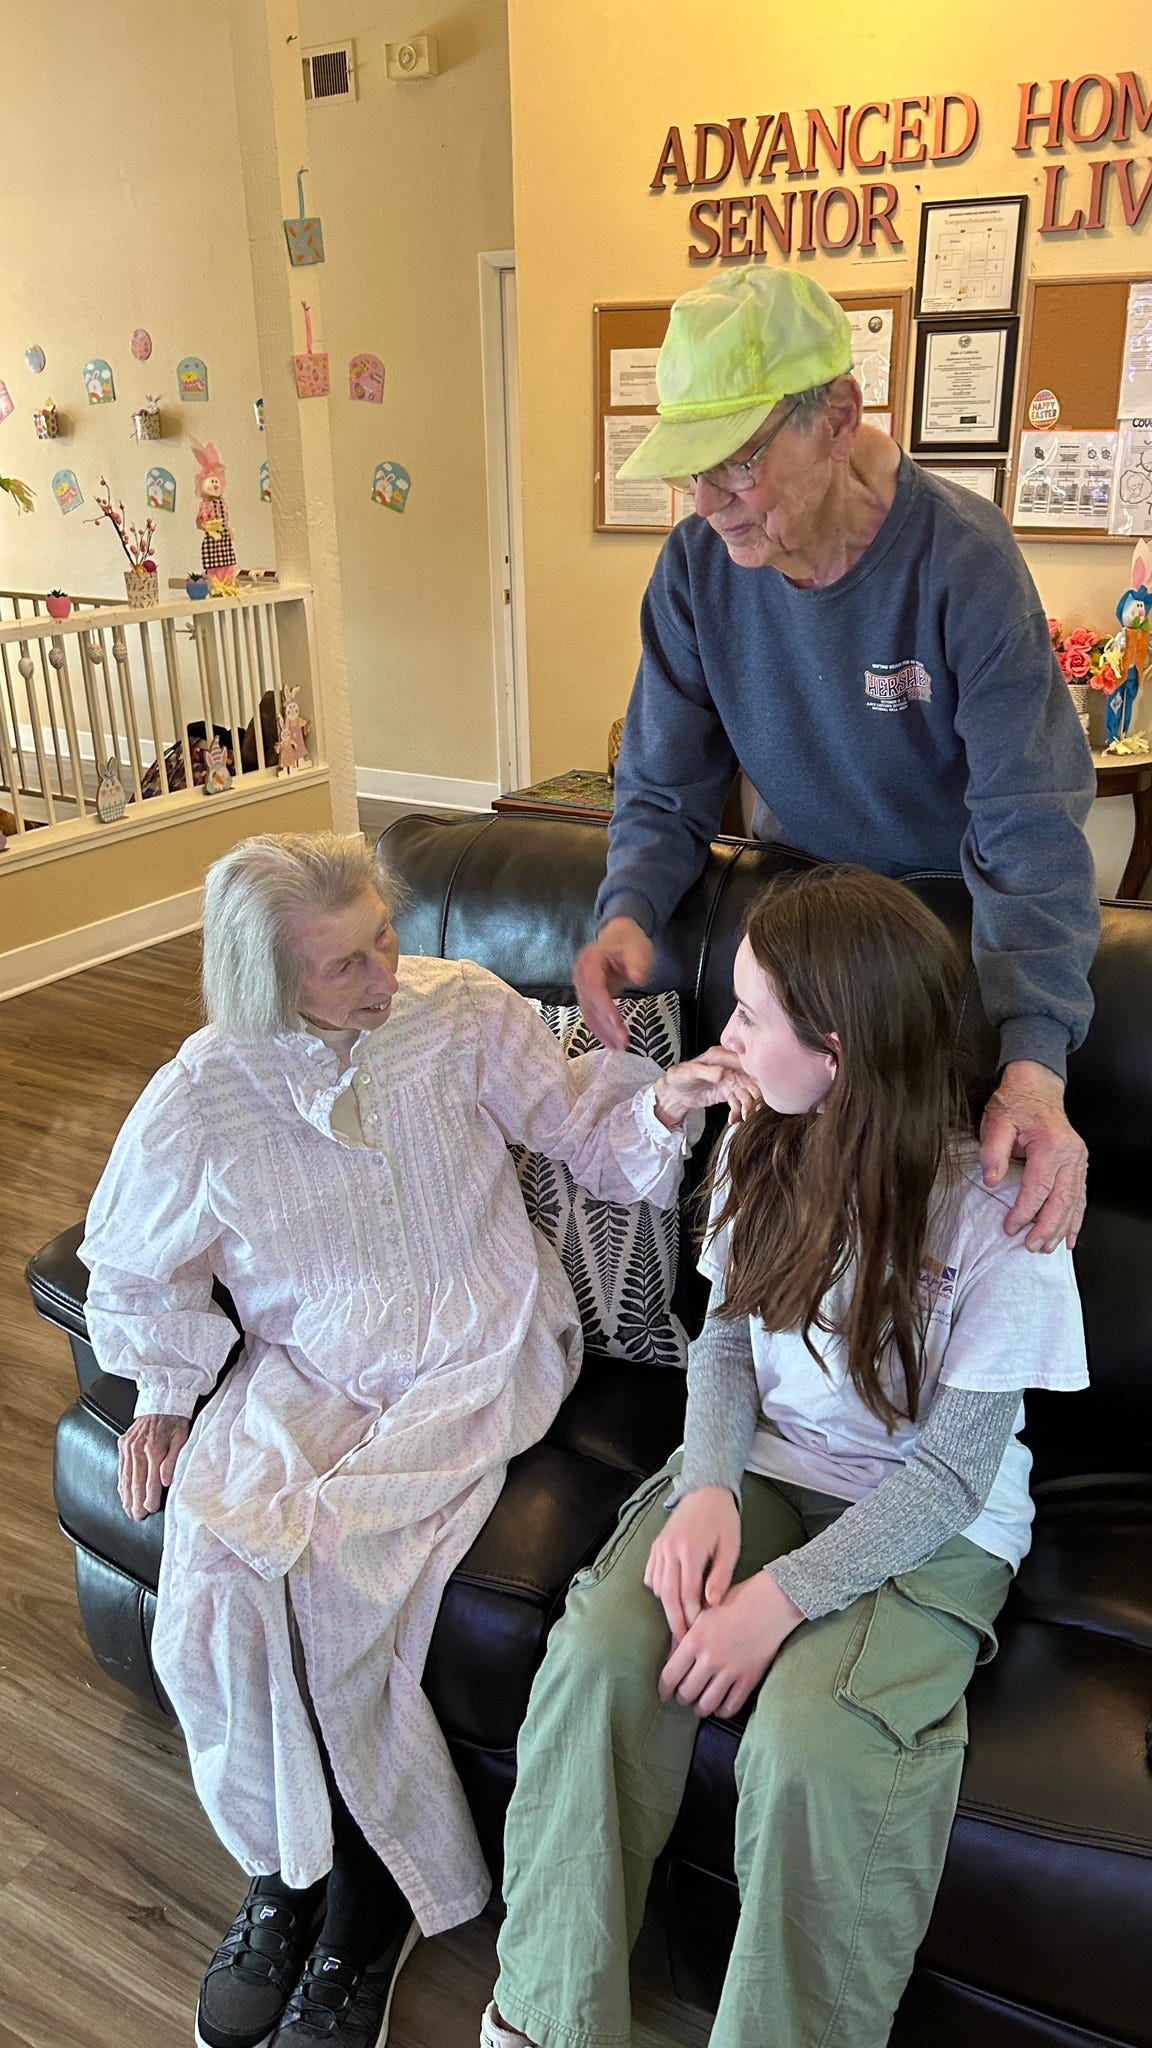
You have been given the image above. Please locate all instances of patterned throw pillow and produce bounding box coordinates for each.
[512,992,687,1369]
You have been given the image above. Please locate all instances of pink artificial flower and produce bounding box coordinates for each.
[1064,627,1097,652]
[1062,646,1091,679]
[1046,617,1063,646]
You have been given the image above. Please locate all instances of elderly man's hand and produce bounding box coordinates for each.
[573,917,655,1050]
[118,1413,191,1520]
[979,1060,1088,1254]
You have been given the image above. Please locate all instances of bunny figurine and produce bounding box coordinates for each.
[192,442,238,591]
[276,683,311,775]
[1104,540,1151,747]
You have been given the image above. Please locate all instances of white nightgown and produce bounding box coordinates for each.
[79,955,691,1934]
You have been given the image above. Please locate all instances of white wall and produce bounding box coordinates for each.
[0,5,274,602]
[298,0,515,788]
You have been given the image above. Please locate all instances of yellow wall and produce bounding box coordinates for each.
[3,781,332,955]
[298,0,514,783]
[0,4,274,602]
[507,2,1152,784]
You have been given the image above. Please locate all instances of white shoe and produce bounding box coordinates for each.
[479,2000,532,2047]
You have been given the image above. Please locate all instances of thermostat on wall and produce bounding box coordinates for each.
[385,36,438,79]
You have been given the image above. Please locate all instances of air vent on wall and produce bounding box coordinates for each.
[302,42,357,104]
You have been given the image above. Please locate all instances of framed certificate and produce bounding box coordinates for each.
[833,288,911,439]
[910,318,1019,455]
[915,196,1027,318]
[918,460,1006,506]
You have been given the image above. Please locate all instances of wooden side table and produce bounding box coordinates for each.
[492,770,613,822]
[1092,751,1152,900]
[493,763,1152,899]
[492,769,746,834]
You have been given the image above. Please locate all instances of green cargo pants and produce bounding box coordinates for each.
[494,1457,1011,2048]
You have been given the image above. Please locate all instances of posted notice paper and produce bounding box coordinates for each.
[603,416,674,528]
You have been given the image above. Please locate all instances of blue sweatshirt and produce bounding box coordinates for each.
[596,454,1099,1078]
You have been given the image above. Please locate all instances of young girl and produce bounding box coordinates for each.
[481,866,1088,2048]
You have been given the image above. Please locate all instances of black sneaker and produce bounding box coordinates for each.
[269,1918,420,2046]
[195,1880,325,2048]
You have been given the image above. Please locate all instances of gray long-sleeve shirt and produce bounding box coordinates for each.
[667,1299,1022,1619]
[596,454,1099,1079]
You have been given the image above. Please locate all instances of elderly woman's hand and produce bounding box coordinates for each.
[118,1413,191,1520]
[653,1047,761,1131]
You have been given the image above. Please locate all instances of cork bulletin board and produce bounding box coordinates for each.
[594,300,675,534]
[1008,274,1150,542]
[593,288,912,533]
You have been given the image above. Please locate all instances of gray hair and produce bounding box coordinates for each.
[201,831,398,1041]
[788,380,837,430]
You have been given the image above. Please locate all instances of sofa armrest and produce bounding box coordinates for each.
[26,1222,91,1344]
[26,1220,243,1396]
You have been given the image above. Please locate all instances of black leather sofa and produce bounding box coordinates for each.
[29,812,1152,2047]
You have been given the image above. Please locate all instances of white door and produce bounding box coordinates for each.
[480,251,530,789]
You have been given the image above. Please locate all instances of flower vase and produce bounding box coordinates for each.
[1066,682,1090,741]
[124,566,159,608]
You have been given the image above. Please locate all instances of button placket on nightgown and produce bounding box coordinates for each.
[355,1058,419,1393]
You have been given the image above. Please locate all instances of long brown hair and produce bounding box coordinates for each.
[710,866,969,1428]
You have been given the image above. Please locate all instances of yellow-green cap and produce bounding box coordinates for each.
[616,267,853,483]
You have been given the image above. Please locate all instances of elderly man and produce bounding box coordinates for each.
[576,266,1098,1256]
[80,831,739,2048]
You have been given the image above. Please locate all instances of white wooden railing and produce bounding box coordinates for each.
[0,588,118,623]
[0,585,322,852]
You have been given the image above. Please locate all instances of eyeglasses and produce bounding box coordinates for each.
[670,399,803,496]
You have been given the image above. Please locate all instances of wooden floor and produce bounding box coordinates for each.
[0,934,709,2048]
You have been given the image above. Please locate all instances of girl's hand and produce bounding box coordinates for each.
[644,1486,742,1645]
[653,1047,761,1131]
[117,1413,191,1520]
[657,1570,804,1720]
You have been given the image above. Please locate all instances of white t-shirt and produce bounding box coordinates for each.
[699,1144,1089,1570]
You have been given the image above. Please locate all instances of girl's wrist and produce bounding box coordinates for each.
[758,1568,806,1631]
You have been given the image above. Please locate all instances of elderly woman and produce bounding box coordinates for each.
[79,831,742,2048]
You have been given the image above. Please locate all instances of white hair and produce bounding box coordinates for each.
[789,380,836,430]
[201,831,398,1041]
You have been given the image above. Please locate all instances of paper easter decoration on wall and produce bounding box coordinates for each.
[283,167,325,267]
[0,382,13,423]
[83,359,115,404]
[177,356,209,402]
[131,328,153,361]
[254,396,265,431]
[51,469,83,514]
[292,304,330,398]
[349,353,384,404]
[25,345,45,373]
[372,461,411,513]
[146,466,177,511]
[259,460,271,503]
